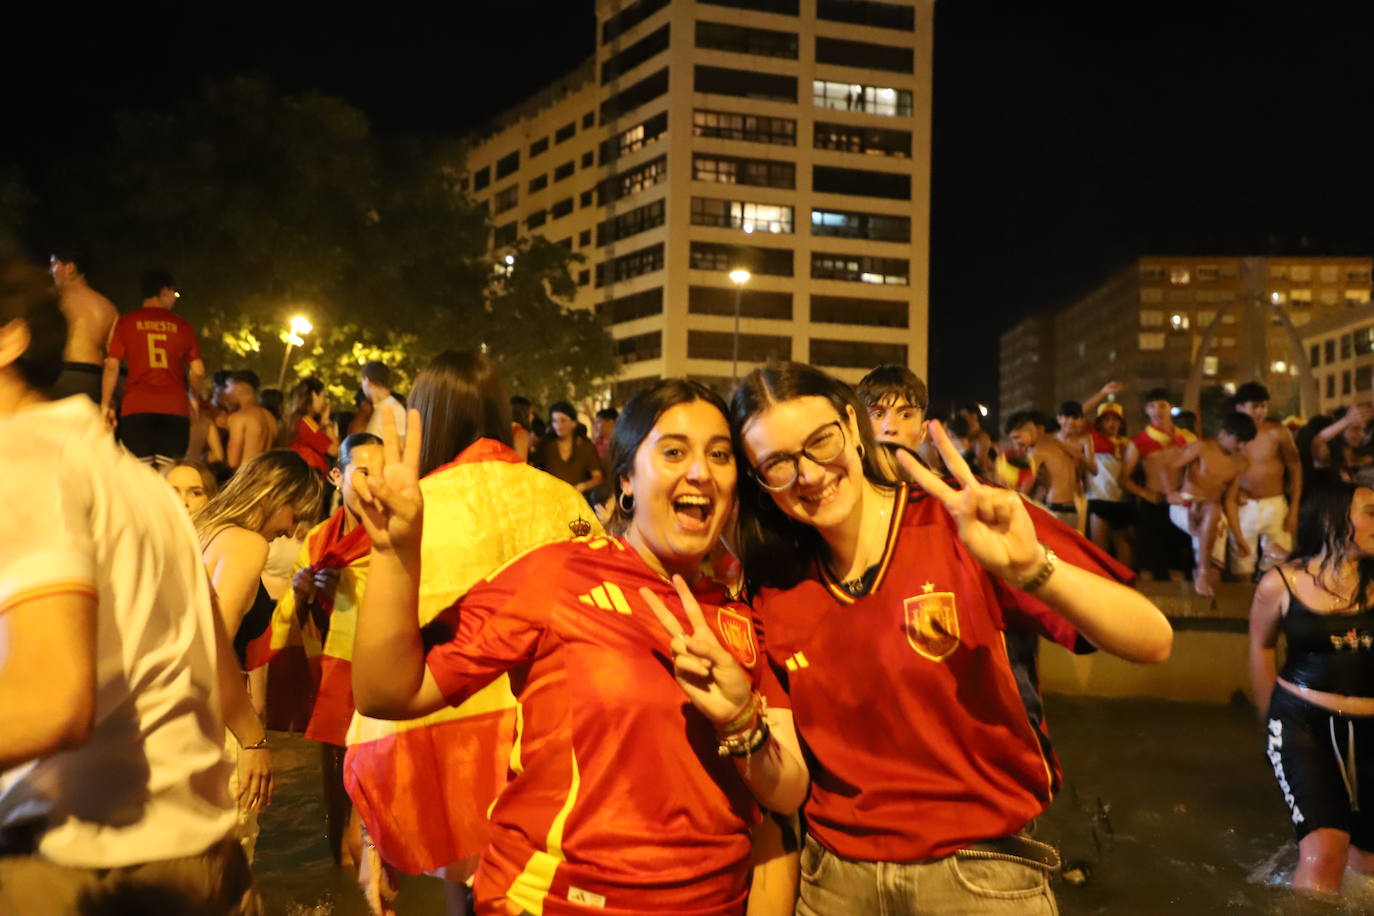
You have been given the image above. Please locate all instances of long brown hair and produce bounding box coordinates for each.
[277,377,325,448]
[730,361,897,598]
[409,350,512,477]
[193,449,323,545]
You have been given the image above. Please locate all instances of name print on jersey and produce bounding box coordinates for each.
[904,582,960,662]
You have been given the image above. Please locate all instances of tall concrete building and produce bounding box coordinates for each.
[1000,256,1373,424]
[464,0,934,403]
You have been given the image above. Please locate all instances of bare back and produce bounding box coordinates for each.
[60,284,118,364]
[1239,422,1294,499]
[228,406,278,467]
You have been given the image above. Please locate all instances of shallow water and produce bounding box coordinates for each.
[254,696,1374,914]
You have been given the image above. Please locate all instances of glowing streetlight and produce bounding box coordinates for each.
[730,269,751,382]
[277,314,314,389]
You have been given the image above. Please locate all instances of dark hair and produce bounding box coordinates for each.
[1220,412,1257,442]
[856,365,929,412]
[139,268,176,299]
[607,378,728,533]
[0,257,66,391]
[339,431,382,467]
[1291,483,1374,608]
[1143,387,1172,405]
[409,350,511,477]
[730,362,897,599]
[49,245,94,277]
[1174,409,1197,432]
[361,361,391,386]
[1057,400,1083,419]
[955,401,982,417]
[595,407,619,422]
[1235,381,1270,405]
[258,386,284,421]
[229,369,260,390]
[212,369,232,388]
[549,400,576,421]
[1006,410,1048,435]
[947,414,971,439]
[276,378,322,446]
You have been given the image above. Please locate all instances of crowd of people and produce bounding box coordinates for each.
[0,248,1370,915]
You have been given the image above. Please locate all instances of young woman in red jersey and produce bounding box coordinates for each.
[730,362,1173,916]
[351,379,809,916]
[280,376,339,475]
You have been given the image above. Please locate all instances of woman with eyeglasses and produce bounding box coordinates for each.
[730,362,1172,915]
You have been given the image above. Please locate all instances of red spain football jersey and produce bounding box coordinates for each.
[754,483,1133,863]
[423,536,788,916]
[107,307,202,417]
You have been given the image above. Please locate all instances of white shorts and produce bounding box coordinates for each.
[1170,503,1226,567]
[1231,494,1292,576]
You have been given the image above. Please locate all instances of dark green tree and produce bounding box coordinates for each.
[38,77,614,401]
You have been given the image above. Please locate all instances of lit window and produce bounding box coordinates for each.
[1204,356,1219,376]
[1196,265,1220,281]
[1349,268,1372,284]
[1219,336,1237,348]
[1140,265,1166,282]
[1320,265,1339,283]
[1140,287,1163,303]
[1291,288,1313,306]
[1321,288,1340,305]
[1290,265,1312,281]
[1139,310,1164,327]
[1271,291,1286,305]
[1347,289,1372,306]
[1271,264,1289,279]
[811,79,912,117]
[1139,332,1165,350]
[1169,267,1190,285]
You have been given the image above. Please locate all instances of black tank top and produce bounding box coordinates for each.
[1277,568,1374,698]
[233,580,275,666]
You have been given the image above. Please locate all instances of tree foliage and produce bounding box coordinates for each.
[37,77,615,400]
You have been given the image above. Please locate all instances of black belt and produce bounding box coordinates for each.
[1047,502,1076,513]
[959,833,1062,872]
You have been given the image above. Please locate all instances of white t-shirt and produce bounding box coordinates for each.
[0,397,233,867]
[365,393,407,445]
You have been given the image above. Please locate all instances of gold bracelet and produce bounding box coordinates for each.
[1015,546,1057,593]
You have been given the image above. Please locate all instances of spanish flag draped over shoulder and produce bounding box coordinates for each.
[261,506,372,745]
[343,438,603,876]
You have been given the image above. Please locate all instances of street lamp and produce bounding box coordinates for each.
[729,268,751,382]
[277,315,313,389]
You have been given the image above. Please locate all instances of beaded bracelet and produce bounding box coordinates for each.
[718,718,772,758]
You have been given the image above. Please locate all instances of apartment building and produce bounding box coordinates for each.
[464,0,933,402]
[1000,256,1373,423]
[998,314,1054,421]
[1301,302,1374,414]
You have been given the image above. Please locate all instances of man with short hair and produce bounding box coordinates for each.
[224,370,277,470]
[1008,410,1085,530]
[47,246,117,403]
[1126,387,1196,581]
[857,364,947,473]
[1167,412,1258,596]
[361,361,406,451]
[0,257,256,913]
[1232,381,1302,579]
[100,269,205,469]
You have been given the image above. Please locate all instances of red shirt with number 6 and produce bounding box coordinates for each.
[107,307,202,417]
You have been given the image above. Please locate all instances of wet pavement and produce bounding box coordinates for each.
[255,695,1374,914]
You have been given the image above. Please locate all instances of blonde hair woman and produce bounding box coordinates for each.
[194,449,322,861]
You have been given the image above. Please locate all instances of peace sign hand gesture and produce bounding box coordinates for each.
[352,407,425,555]
[641,576,754,728]
[895,421,1044,585]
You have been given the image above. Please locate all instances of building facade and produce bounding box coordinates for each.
[998,314,1054,421]
[1300,302,1374,414]
[1000,256,1373,424]
[464,0,934,402]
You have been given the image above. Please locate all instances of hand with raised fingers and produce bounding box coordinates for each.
[896,421,1043,584]
[641,576,753,728]
[351,408,424,554]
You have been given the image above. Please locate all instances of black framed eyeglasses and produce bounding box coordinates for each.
[752,421,847,491]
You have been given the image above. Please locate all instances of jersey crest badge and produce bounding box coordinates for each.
[904,590,960,661]
[715,607,758,668]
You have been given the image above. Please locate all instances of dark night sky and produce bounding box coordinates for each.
[6,0,1374,408]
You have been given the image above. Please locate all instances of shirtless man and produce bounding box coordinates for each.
[1232,382,1302,580]
[1007,410,1085,530]
[48,248,117,402]
[1167,412,1257,596]
[225,369,277,470]
[956,401,997,477]
[1312,404,1374,482]
[1126,387,1197,581]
